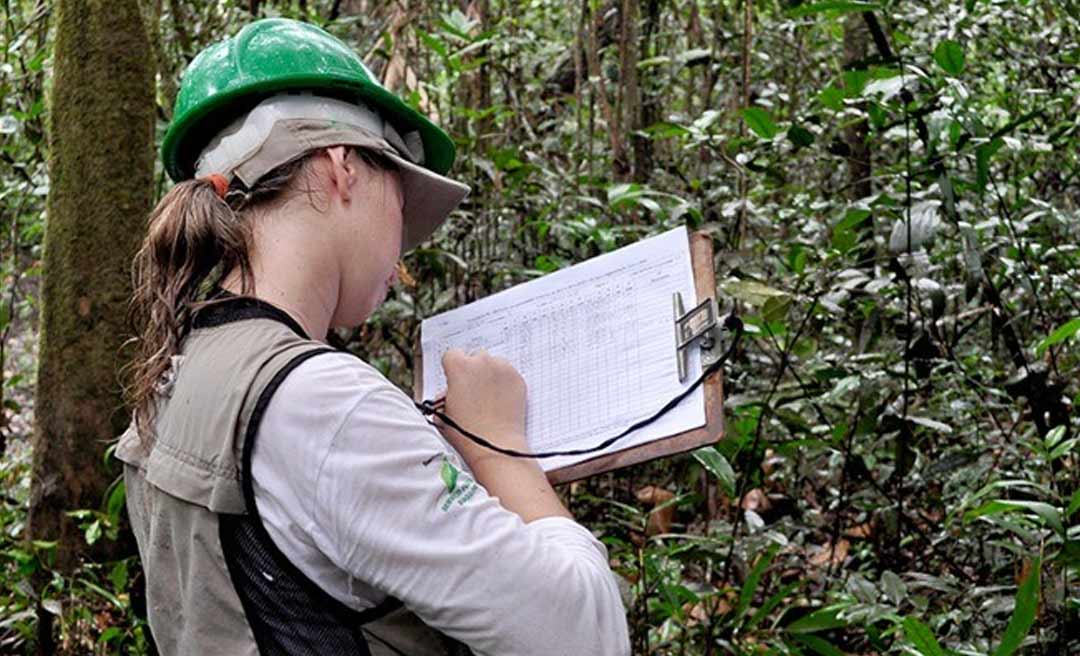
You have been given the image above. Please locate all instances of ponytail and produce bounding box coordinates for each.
[125,177,253,447]
[123,147,395,446]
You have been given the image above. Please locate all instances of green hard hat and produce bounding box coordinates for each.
[160,18,455,182]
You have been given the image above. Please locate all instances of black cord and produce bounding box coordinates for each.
[415,314,743,459]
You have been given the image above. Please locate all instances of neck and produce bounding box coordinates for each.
[221,210,339,343]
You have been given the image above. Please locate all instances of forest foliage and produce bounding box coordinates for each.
[1,0,1079,654]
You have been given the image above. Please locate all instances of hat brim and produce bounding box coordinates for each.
[386,151,469,252]
[192,95,469,251]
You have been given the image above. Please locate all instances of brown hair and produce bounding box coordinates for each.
[124,147,394,446]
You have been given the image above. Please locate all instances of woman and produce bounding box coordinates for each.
[116,17,629,656]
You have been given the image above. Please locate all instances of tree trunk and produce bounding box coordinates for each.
[631,0,661,183]
[842,13,874,269]
[585,1,624,178]
[615,0,638,180]
[28,0,154,573]
[843,14,872,202]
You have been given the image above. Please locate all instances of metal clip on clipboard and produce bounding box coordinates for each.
[673,292,728,382]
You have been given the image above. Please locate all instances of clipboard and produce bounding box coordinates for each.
[413,230,726,486]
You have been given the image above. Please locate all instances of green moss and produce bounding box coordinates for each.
[28,0,155,571]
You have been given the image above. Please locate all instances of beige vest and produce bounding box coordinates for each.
[116,303,464,655]
[116,311,330,654]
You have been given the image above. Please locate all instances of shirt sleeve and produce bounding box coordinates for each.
[303,365,630,656]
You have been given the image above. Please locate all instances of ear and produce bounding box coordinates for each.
[324,146,356,204]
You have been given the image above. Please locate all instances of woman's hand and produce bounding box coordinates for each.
[439,348,529,466]
[437,348,571,522]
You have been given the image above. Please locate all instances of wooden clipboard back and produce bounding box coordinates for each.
[413,230,726,485]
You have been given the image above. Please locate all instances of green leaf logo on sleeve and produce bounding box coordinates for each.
[435,456,478,512]
[441,459,459,494]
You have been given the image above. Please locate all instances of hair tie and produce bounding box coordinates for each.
[199,173,229,199]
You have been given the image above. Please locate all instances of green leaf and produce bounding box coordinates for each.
[786,604,849,633]
[1061,540,1080,568]
[763,295,792,322]
[85,520,102,546]
[975,138,1004,191]
[881,570,907,604]
[416,30,449,60]
[787,1,880,18]
[741,107,780,139]
[788,124,816,148]
[109,560,129,594]
[1044,425,1067,450]
[439,9,479,40]
[933,40,966,76]
[440,459,459,494]
[1048,437,1079,461]
[993,558,1041,656]
[831,208,871,253]
[78,578,124,610]
[721,279,790,307]
[791,634,846,656]
[99,627,123,645]
[836,208,871,231]
[692,447,736,497]
[1067,489,1080,518]
[1036,317,1080,355]
[903,616,946,656]
[106,481,126,524]
[737,543,779,618]
[818,85,845,111]
[749,580,802,629]
[967,500,1063,535]
[642,121,690,138]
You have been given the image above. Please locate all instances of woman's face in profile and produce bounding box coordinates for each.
[329,151,405,329]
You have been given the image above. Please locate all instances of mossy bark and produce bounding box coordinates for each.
[28,0,154,572]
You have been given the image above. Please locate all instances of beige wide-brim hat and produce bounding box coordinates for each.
[194,94,470,251]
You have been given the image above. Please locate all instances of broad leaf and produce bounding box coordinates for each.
[967,500,1063,535]
[721,279,789,307]
[993,558,1041,656]
[791,634,846,656]
[741,107,779,139]
[786,604,849,633]
[788,124,816,148]
[1036,317,1080,355]
[903,616,946,656]
[1067,489,1080,519]
[933,40,966,76]
[976,138,1004,191]
[692,447,736,497]
[737,543,779,618]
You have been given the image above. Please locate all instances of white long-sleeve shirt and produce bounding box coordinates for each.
[250,351,630,655]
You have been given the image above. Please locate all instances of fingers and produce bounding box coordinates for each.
[442,347,501,372]
[441,347,524,391]
[441,347,463,376]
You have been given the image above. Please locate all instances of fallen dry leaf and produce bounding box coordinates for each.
[682,595,733,627]
[844,522,874,540]
[636,485,676,535]
[808,539,850,569]
[741,488,772,513]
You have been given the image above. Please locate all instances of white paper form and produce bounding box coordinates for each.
[421,226,705,471]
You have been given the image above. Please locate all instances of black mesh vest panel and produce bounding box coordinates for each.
[199,297,401,655]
